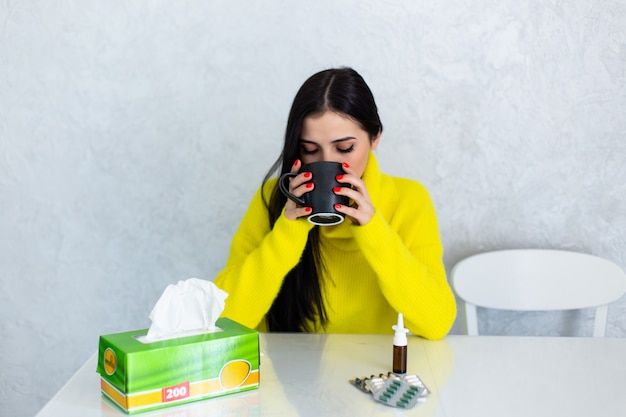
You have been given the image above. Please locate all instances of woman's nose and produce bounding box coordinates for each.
[321,151,342,164]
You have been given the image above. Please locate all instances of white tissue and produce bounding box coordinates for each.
[144,278,228,342]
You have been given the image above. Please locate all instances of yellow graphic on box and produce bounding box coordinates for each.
[220,360,252,389]
[103,348,117,375]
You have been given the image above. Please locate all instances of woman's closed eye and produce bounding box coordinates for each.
[301,145,319,155]
[299,142,355,155]
[338,144,355,153]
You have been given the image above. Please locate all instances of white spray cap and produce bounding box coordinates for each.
[392,312,408,346]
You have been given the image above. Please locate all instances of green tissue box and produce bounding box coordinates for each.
[96,318,259,414]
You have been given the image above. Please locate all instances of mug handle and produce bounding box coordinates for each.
[278,172,306,206]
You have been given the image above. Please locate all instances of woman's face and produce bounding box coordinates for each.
[299,111,380,178]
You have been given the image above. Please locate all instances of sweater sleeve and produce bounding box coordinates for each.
[350,180,456,340]
[213,182,314,329]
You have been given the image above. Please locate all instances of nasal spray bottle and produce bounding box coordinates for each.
[392,312,409,374]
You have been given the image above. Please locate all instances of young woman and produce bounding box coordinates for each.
[214,67,456,340]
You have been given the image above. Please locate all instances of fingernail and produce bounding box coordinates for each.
[306,183,313,189]
[304,172,311,179]
[335,204,342,209]
[336,175,344,181]
[343,162,350,169]
[305,207,312,213]
[333,187,341,193]
[294,159,300,167]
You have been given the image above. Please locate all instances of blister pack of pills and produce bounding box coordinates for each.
[349,372,429,409]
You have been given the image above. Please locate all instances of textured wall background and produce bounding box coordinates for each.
[1,1,625,416]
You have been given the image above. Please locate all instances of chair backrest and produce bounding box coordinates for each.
[450,249,626,337]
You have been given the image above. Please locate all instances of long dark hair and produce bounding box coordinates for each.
[262,67,383,332]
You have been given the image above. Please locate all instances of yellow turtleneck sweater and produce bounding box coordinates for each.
[214,153,456,340]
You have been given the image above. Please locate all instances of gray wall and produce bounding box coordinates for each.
[1,1,625,416]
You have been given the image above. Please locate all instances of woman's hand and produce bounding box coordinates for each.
[333,162,375,225]
[284,159,314,221]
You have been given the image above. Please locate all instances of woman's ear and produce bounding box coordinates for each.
[371,130,382,150]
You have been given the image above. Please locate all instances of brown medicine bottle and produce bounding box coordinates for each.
[392,313,408,374]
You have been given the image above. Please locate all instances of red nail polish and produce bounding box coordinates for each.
[306,183,313,189]
[305,207,312,213]
[294,159,300,167]
[336,175,344,181]
[304,172,311,179]
[335,204,342,209]
[343,162,350,169]
[333,187,341,193]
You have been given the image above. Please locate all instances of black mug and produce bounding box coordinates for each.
[278,161,349,226]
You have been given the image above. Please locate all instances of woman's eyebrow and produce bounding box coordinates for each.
[332,137,357,143]
[300,137,356,144]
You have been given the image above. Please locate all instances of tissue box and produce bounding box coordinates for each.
[97,318,259,414]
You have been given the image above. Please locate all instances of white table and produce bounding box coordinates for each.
[36,334,626,417]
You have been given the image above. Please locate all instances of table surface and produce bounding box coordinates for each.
[36,333,626,417]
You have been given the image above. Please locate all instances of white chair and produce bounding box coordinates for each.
[450,249,626,337]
